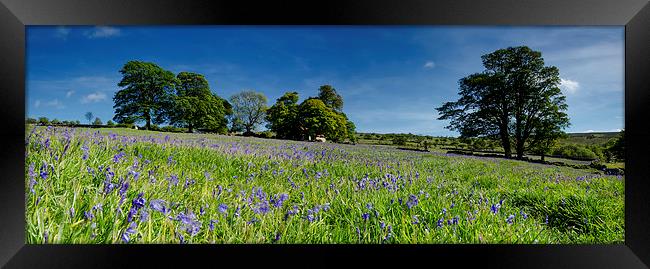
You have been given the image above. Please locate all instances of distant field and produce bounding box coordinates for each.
[356,132,622,168]
[25,126,624,244]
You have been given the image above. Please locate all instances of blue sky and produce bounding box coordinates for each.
[26,26,624,136]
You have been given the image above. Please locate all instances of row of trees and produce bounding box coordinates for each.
[437,46,570,160]
[113,61,232,133]
[266,85,356,143]
[112,60,356,142]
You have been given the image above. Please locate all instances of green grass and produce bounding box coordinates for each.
[24,126,624,244]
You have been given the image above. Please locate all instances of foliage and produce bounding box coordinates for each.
[267,87,355,143]
[26,118,38,124]
[106,120,115,126]
[113,61,177,130]
[168,72,229,133]
[85,112,93,124]
[606,130,625,162]
[299,98,348,142]
[551,144,598,161]
[92,117,103,125]
[436,46,570,159]
[317,85,344,112]
[229,90,268,134]
[266,91,301,140]
[392,136,407,146]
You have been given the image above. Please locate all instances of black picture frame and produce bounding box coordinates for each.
[1,0,649,268]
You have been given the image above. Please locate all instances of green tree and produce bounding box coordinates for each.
[92,117,103,125]
[607,130,625,162]
[299,98,348,142]
[436,46,570,159]
[168,72,228,133]
[85,112,93,124]
[392,136,407,146]
[51,119,61,125]
[317,85,344,112]
[266,91,302,140]
[38,117,50,125]
[346,120,357,143]
[107,120,115,126]
[113,60,177,130]
[26,118,37,124]
[229,90,268,135]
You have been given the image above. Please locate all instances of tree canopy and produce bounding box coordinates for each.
[113,60,177,130]
[436,46,570,159]
[229,90,268,135]
[266,91,302,140]
[168,72,229,133]
[317,85,344,112]
[266,85,356,143]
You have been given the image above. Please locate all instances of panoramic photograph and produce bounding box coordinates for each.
[25,26,625,244]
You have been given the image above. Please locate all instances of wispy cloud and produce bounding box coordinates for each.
[36,99,65,109]
[85,26,121,39]
[66,90,75,98]
[423,61,435,69]
[54,26,71,40]
[583,128,621,133]
[560,78,580,94]
[81,92,107,103]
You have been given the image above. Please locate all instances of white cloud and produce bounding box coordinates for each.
[81,92,107,103]
[42,99,65,109]
[54,26,70,40]
[66,90,75,98]
[34,100,41,108]
[583,129,621,133]
[423,61,435,69]
[560,78,580,94]
[85,26,121,39]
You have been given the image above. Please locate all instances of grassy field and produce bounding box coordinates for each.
[25,126,624,244]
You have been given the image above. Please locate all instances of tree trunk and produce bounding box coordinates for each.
[145,112,151,130]
[500,130,511,158]
[188,123,193,133]
[541,153,545,162]
[516,141,525,160]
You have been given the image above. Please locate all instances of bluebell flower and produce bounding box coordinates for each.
[84,210,94,220]
[412,215,420,224]
[118,182,130,197]
[150,199,169,214]
[406,194,419,209]
[506,214,515,224]
[176,211,201,236]
[140,209,149,222]
[121,222,137,243]
[218,204,228,215]
[209,220,218,231]
[132,193,146,210]
[520,209,528,220]
[362,213,370,221]
[490,204,500,214]
[437,218,444,228]
[127,206,138,222]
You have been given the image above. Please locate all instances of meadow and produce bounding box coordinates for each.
[25,126,624,244]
